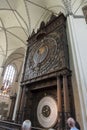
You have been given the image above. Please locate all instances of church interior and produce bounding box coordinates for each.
[0,0,87,130]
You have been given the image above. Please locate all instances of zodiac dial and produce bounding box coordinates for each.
[37,96,58,128]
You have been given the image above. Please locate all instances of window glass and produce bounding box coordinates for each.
[3,65,15,89]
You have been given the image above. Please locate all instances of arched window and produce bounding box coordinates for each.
[3,65,16,89]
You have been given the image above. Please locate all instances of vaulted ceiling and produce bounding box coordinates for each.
[0,0,84,69]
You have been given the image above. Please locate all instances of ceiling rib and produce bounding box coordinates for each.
[0,46,25,53]
[6,30,27,45]
[6,26,27,31]
[0,8,16,11]
[15,10,29,34]
[0,26,26,45]
[34,4,66,30]
[6,57,24,65]
[73,0,84,14]
[10,53,24,57]
[48,5,66,13]
[34,10,51,30]
[0,18,8,56]
[26,0,57,15]
[0,8,29,34]
[0,45,5,54]
[0,45,6,56]
[23,0,31,34]
[6,0,28,37]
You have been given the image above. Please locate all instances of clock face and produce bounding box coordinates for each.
[37,96,58,128]
[24,34,64,80]
[33,45,48,67]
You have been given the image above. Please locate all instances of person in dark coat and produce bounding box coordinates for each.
[75,121,80,130]
[67,117,79,130]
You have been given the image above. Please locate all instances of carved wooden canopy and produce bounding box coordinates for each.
[22,13,69,85]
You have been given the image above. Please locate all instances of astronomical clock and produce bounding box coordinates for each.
[19,13,75,129]
[23,22,69,81]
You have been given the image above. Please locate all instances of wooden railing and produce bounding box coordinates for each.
[0,120,69,130]
[0,120,21,130]
[0,120,44,130]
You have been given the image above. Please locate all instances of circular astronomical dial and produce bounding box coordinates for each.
[37,96,58,128]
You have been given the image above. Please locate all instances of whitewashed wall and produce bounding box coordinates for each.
[67,3,87,130]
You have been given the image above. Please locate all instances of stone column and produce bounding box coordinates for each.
[13,47,27,122]
[0,55,5,88]
[12,85,22,121]
[68,76,75,118]
[57,76,62,129]
[0,68,3,86]
[8,93,16,121]
[63,75,70,128]
[21,87,28,121]
[0,55,5,75]
[67,15,87,129]
[18,86,26,123]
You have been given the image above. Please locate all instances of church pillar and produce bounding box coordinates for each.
[0,68,3,79]
[18,86,26,123]
[8,93,16,121]
[0,55,5,88]
[13,47,27,122]
[67,15,87,130]
[12,85,22,121]
[63,75,70,128]
[0,55,5,75]
[16,87,23,122]
[21,87,28,121]
[57,76,62,129]
[68,75,75,118]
